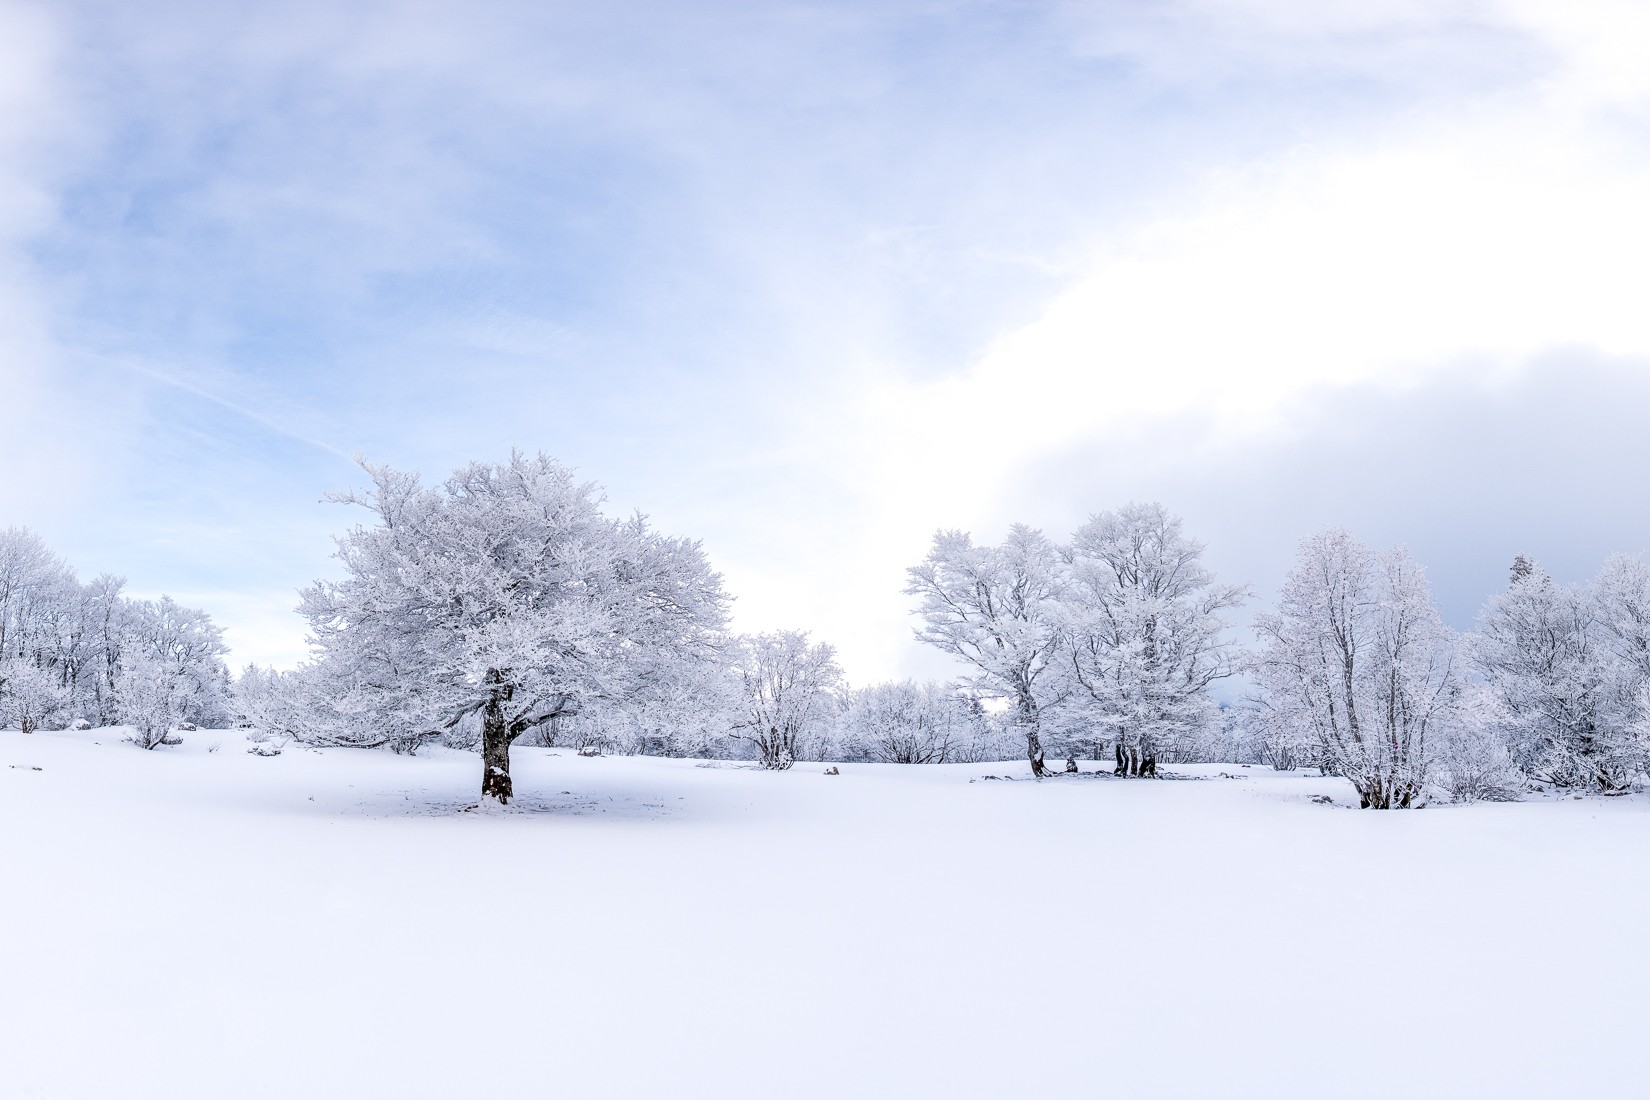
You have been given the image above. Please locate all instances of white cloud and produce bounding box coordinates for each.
[777,2,1650,679]
[871,4,1650,492]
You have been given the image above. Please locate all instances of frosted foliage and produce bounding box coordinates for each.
[1470,557,1650,790]
[0,526,229,731]
[552,655,743,758]
[1061,503,1245,775]
[125,596,231,726]
[1251,529,1462,809]
[1434,687,1526,803]
[833,681,981,764]
[116,650,194,749]
[905,525,1066,775]
[295,453,730,800]
[233,664,313,745]
[0,661,70,734]
[730,630,842,769]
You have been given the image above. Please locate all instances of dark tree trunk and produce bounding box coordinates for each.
[480,687,517,805]
[1027,727,1048,777]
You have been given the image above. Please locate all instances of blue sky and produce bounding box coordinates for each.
[4,0,1650,679]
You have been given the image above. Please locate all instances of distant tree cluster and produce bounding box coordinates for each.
[0,527,230,744]
[1246,533,1650,807]
[906,503,1247,776]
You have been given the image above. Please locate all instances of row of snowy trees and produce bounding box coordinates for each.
[235,454,1041,802]
[0,527,232,743]
[1246,535,1650,806]
[17,450,1650,810]
[904,508,1650,807]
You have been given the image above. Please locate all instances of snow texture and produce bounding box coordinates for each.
[4,725,1648,1098]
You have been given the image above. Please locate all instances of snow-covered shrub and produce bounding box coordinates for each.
[233,665,313,749]
[1433,691,1524,803]
[1233,695,1323,773]
[941,704,1021,763]
[117,650,193,749]
[1166,704,1262,765]
[834,681,972,764]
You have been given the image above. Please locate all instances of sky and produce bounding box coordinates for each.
[3,0,1650,681]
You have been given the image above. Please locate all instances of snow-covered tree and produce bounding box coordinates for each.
[1061,503,1246,777]
[1468,560,1629,790]
[906,525,1067,776]
[296,453,730,804]
[1251,529,1460,808]
[0,660,70,734]
[730,630,842,769]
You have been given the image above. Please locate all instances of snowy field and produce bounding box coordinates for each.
[4,730,1649,1099]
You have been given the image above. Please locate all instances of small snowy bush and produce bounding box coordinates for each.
[117,651,190,750]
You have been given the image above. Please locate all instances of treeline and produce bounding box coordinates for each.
[7,451,1650,810]
[0,527,231,745]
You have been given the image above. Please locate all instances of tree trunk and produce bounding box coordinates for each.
[481,691,516,805]
[1027,726,1048,777]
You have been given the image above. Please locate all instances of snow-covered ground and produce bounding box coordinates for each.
[4,729,1648,1099]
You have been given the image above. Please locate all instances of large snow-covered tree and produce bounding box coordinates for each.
[906,525,1067,776]
[297,453,730,804]
[1061,503,1246,777]
[729,630,842,769]
[1251,529,1460,808]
